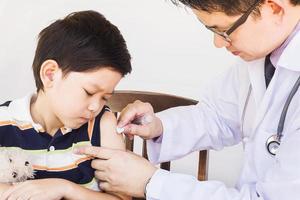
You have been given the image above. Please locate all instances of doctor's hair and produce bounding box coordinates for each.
[170,0,300,16]
[32,10,132,92]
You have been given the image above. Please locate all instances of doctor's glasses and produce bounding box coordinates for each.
[205,0,262,42]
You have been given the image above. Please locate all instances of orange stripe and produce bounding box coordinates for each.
[32,156,94,172]
[0,120,33,130]
[87,118,95,141]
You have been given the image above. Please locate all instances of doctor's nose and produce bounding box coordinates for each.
[213,34,230,48]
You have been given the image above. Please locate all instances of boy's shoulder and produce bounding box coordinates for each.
[0,100,13,122]
[0,95,33,128]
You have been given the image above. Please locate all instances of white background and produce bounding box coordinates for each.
[0,0,243,186]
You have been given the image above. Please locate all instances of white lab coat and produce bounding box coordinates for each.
[146,31,300,199]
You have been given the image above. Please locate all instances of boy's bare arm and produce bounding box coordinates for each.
[99,111,132,200]
[65,110,131,200]
[65,111,131,200]
[100,111,126,150]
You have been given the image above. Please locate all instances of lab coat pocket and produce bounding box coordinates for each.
[274,130,300,180]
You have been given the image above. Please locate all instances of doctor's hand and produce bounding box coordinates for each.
[74,146,158,197]
[117,100,163,140]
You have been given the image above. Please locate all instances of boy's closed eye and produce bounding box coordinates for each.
[83,88,112,101]
[102,96,109,102]
[84,88,94,96]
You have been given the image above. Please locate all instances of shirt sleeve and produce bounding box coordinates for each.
[146,129,300,200]
[146,169,260,200]
[147,65,243,163]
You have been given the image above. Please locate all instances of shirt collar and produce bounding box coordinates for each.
[8,94,72,134]
[272,21,300,71]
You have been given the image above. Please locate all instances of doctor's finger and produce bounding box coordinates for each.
[91,159,108,171]
[123,124,150,138]
[74,146,114,159]
[99,181,113,192]
[124,133,134,140]
[95,170,108,182]
[117,101,153,128]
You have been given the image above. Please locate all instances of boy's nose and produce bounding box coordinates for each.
[88,102,101,114]
[213,34,230,48]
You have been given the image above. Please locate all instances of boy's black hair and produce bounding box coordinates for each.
[32,10,132,91]
[170,0,300,16]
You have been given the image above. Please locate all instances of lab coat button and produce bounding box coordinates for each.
[243,137,249,142]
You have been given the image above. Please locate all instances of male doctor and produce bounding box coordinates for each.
[77,0,300,199]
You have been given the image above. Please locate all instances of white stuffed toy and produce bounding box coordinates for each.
[0,148,34,183]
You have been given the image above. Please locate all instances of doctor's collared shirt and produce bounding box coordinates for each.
[145,23,300,200]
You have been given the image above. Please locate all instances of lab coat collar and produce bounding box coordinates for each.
[277,31,300,71]
[244,31,300,106]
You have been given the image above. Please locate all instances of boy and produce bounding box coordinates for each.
[76,0,300,200]
[0,10,131,200]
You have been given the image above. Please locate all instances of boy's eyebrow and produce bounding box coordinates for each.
[89,83,114,95]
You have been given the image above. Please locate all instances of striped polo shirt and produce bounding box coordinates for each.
[0,94,109,191]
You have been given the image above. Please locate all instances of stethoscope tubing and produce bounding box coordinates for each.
[277,75,300,140]
[241,74,300,155]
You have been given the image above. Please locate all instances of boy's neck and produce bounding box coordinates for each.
[30,92,63,136]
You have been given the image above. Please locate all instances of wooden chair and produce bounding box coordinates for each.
[107,90,209,199]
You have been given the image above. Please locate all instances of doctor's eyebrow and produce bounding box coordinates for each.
[195,17,228,30]
[196,18,218,29]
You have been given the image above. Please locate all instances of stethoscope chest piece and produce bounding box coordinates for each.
[266,134,280,156]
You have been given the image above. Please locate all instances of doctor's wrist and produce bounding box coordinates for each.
[151,115,163,139]
[144,175,152,198]
[143,169,171,200]
[143,167,158,198]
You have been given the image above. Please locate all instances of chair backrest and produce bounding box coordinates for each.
[107,90,209,181]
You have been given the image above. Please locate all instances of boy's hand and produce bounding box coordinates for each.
[0,179,69,200]
[117,100,163,140]
[0,184,12,197]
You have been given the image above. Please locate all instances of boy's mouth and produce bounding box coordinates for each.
[79,117,90,123]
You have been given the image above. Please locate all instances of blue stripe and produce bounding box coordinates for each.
[0,105,110,186]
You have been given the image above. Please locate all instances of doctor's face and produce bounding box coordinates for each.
[192,4,286,61]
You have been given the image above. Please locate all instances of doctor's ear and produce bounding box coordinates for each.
[40,59,61,89]
[265,0,285,16]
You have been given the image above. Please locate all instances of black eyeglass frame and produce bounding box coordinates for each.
[205,0,262,42]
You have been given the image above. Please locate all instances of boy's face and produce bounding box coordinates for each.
[46,66,122,129]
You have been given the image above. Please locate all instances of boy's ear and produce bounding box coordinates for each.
[40,59,61,89]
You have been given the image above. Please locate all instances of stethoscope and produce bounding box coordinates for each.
[242,75,300,156]
[266,75,300,155]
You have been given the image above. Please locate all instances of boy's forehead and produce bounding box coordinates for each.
[67,68,121,92]
[87,82,114,93]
